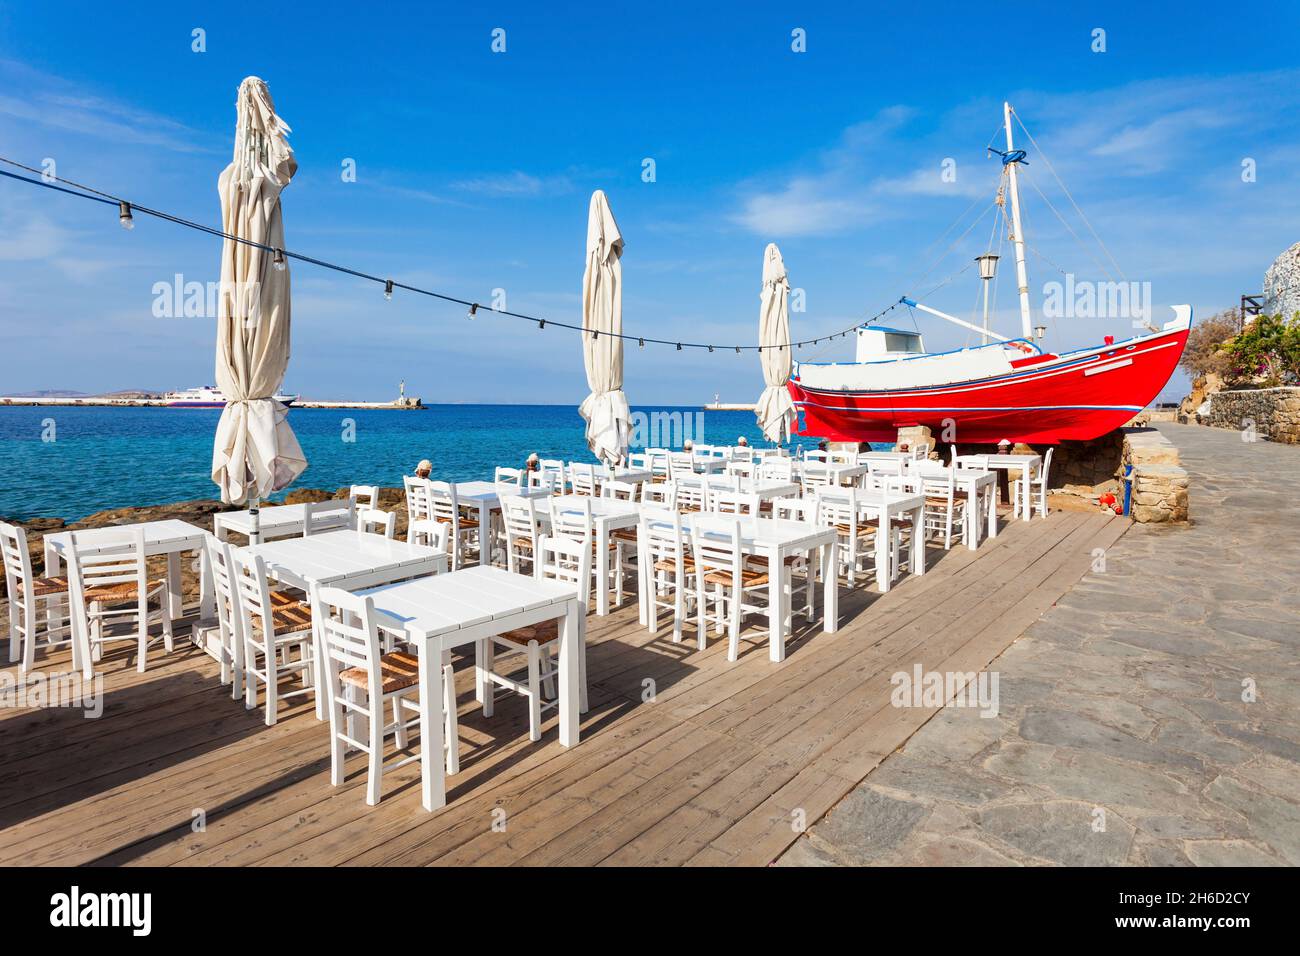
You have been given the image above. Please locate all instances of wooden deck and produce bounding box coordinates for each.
[0,510,1126,867]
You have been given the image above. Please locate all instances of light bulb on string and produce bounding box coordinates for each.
[118,201,133,230]
[384,279,394,301]
[272,248,286,271]
[467,303,478,319]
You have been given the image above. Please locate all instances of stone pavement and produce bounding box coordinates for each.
[779,423,1300,866]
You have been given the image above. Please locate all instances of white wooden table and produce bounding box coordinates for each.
[595,466,651,485]
[796,461,869,486]
[243,529,448,719]
[359,565,582,811]
[455,481,552,566]
[544,495,640,616]
[855,492,928,589]
[44,519,214,677]
[956,454,1041,522]
[214,502,353,542]
[673,475,800,503]
[641,512,839,662]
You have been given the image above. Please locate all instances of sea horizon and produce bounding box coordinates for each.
[0,403,826,523]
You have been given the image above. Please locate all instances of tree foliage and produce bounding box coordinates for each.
[1178,309,1239,379]
[1220,313,1300,387]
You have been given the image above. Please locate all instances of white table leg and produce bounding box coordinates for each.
[767,545,787,663]
[418,638,447,811]
[595,523,610,616]
[987,482,998,540]
[197,545,216,620]
[965,486,979,551]
[910,506,926,576]
[821,542,839,634]
[165,551,183,619]
[1021,464,1032,521]
[558,599,580,747]
[875,508,891,592]
[636,529,649,627]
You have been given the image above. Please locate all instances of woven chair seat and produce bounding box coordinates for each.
[745,553,803,567]
[702,567,769,587]
[269,589,302,607]
[611,528,639,542]
[31,575,69,597]
[925,496,963,508]
[834,523,877,538]
[511,536,534,551]
[84,577,166,604]
[340,650,420,694]
[262,600,312,633]
[497,620,560,645]
[653,557,696,574]
[437,516,480,529]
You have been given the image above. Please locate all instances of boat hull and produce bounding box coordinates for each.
[789,324,1189,444]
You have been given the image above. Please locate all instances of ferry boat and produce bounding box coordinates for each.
[787,102,1191,446]
[163,386,299,408]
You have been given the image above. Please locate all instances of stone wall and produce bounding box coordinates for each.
[1202,387,1300,444]
[1121,427,1189,523]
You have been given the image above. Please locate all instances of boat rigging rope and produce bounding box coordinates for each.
[1012,111,1128,281]
[1020,169,1116,281]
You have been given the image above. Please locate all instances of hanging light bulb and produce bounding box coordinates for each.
[638,338,645,349]
[592,329,599,340]
[735,346,741,354]
[676,343,682,351]
[384,279,394,301]
[272,248,286,271]
[467,303,479,319]
[708,345,714,353]
[539,319,546,330]
[118,201,134,230]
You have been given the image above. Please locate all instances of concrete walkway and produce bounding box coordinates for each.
[779,423,1300,866]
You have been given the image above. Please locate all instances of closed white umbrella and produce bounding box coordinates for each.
[755,242,797,443]
[210,76,307,541]
[579,189,630,466]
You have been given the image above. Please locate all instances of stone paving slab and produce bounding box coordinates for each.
[778,423,1300,866]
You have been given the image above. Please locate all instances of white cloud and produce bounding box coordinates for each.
[451,170,575,197]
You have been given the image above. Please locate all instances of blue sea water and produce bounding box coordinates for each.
[0,405,828,522]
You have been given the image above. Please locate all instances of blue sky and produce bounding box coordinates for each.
[1,1,1298,404]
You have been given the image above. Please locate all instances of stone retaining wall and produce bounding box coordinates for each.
[1121,427,1189,523]
[1202,387,1300,444]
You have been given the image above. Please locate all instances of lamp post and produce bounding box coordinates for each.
[975,253,1000,333]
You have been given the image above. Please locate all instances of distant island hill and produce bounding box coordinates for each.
[0,388,425,409]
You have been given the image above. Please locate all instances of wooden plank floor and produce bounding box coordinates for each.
[0,510,1126,866]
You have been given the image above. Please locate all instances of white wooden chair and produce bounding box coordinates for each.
[601,479,638,501]
[0,520,71,674]
[404,475,435,543]
[302,498,356,536]
[407,518,449,554]
[311,585,460,805]
[229,545,314,726]
[916,465,967,550]
[800,464,833,495]
[429,481,479,569]
[538,459,567,494]
[803,449,829,463]
[1011,447,1054,519]
[626,452,651,471]
[641,480,678,510]
[500,493,542,574]
[814,488,879,587]
[64,527,172,674]
[494,466,524,488]
[548,497,623,608]
[349,485,380,511]
[641,508,698,648]
[708,489,760,516]
[480,533,591,742]
[569,462,598,496]
[760,456,794,482]
[669,452,696,481]
[676,481,707,513]
[358,508,396,538]
[691,518,770,662]
[528,470,560,494]
[766,497,815,621]
[726,460,757,480]
[204,534,245,699]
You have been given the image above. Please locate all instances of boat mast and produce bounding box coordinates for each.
[1003,101,1033,340]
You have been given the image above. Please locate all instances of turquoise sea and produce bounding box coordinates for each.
[0,405,829,522]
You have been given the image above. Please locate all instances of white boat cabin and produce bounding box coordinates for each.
[856,326,925,363]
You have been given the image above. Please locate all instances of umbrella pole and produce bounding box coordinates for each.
[249,495,262,546]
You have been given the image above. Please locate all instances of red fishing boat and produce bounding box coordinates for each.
[788,102,1191,446]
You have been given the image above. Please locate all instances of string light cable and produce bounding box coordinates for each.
[0,155,902,354]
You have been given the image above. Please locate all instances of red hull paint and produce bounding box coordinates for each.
[789,326,1189,444]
